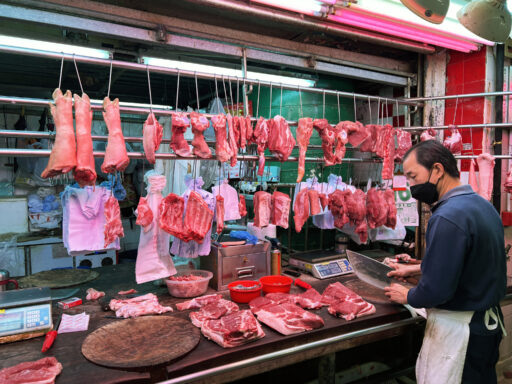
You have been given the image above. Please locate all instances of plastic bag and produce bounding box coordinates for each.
[229,230,258,245]
[368,216,407,242]
[0,235,23,276]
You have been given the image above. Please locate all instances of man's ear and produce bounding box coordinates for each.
[432,162,445,180]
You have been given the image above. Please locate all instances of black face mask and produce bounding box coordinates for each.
[410,169,440,205]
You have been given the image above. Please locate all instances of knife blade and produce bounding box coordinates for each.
[346,250,401,290]
[51,288,79,301]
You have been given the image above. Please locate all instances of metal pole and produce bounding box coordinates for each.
[0,45,420,107]
[399,122,512,130]
[405,90,512,102]
[494,44,505,212]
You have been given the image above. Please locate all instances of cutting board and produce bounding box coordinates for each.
[81,316,200,369]
[344,278,392,304]
[18,269,99,288]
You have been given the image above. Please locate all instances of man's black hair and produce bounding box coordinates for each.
[403,140,460,178]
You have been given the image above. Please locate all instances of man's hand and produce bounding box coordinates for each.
[384,283,409,304]
[387,263,421,283]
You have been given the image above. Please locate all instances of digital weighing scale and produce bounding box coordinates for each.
[288,251,353,279]
[0,287,53,339]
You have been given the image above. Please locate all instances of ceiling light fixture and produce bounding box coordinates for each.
[0,35,111,59]
[143,57,316,87]
[457,0,511,42]
[399,0,450,24]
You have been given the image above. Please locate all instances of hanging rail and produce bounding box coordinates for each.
[0,148,380,163]
[405,91,512,102]
[399,122,512,131]
[0,45,421,107]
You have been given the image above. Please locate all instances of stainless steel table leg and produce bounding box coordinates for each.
[23,246,29,276]
[318,353,336,384]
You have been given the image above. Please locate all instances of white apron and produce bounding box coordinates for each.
[416,307,506,384]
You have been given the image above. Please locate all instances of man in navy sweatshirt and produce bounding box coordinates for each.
[384,140,506,384]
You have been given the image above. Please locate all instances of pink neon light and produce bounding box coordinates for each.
[328,12,478,52]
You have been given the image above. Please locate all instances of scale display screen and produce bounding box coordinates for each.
[0,304,51,337]
[316,262,342,277]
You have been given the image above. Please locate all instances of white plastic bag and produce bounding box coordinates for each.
[368,216,407,242]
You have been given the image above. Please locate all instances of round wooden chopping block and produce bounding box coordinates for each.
[81,316,200,369]
[18,269,99,288]
[344,278,392,304]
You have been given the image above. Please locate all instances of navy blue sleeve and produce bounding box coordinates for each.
[407,215,468,308]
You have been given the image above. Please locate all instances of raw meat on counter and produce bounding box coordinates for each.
[254,191,272,228]
[395,129,412,161]
[420,128,436,141]
[159,193,187,239]
[366,188,388,229]
[469,159,479,193]
[41,89,77,178]
[344,121,369,147]
[294,288,324,310]
[308,189,322,216]
[443,125,462,155]
[86,288,105,301]
[136,174,176,284]
[190,112,212,158]
[184,191,214,243]
[73,92,96,187]
[212,114,231,163]
[249,299,324,335]
[476,153,495,201]
[110,293,173,318]
[118,289,138,295]
[267,115,296,162]
[170,112,192,157]
[176,294,223,311]
[104,196,124,248]
[201,309,265,348]
[239,194,247,217]
[190,299,240,328]
[135,197,153,232]
[271,191,291,229]
[142,112,163,164]
[293,188,310,233]
[0,356,62,384]
[296,117,314,183]
[328,190,349,229]
[227,114,238,167]
[215,195,225,234]
[101,97,130,173]
[321,282,376,321]
[254,117,270,176]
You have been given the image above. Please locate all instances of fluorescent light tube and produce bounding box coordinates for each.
[0,35,110,59]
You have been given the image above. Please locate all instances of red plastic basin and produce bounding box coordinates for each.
[228,280,262,303]
[259,275,293,294]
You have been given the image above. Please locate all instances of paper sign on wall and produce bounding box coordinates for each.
[394,187,418,227]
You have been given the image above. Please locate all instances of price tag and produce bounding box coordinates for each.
[393,175,407,191]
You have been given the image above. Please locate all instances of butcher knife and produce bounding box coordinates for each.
[346,250,398,289]
[346,250,425,318]
[51,288,79,301]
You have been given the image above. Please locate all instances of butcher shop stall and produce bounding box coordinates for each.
[1,0,512,383]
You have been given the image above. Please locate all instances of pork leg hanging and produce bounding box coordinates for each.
[73,93,96,186]
[296,117,313,183]
[170,112,192,157]
[101,97,130,173]
[142,112,163,164]
[190,112,212,158]
[41,89,77,178]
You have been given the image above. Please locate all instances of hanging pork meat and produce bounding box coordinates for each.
[359,124,378,153]
[190,112,212,159]
[41,89,77,178]
[101,97,129,174]
[296,117,314,183]
[104,196,124,248]
[313,119,336,166]
[395,129,412,161]
[184,191,214,243]
[227,113,238,167]
[135,197,153,232]
[215,195,225,234]
[343,121,369,148]
[159,193,187,240]
[476,153,495,201]
[239,116,247,150]
[239,194,247,218]
[293,188,310,233]
[212,114,231,163]
[254,117,270,176]
[469,158,479,193]
[73,93,96,186]
[271,191,291,229]
[253,191,272,228]
[383,189,397,229]
[245,115,254,144]
[420,128,437,141]
[267,115,296,162]
[443,125,463,155]
[332,122,349,164]
[328,189,349,230]
[366,188,388,229]
[142,112,163,164]
[170,112,192,157]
